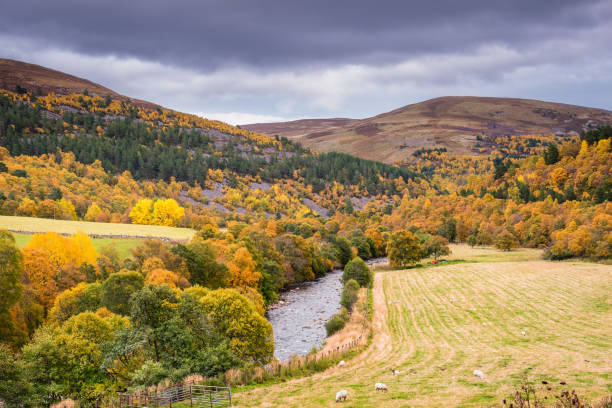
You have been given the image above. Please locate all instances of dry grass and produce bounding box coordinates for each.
[445,244,543,263]
[319,288,368,354]
[233,247,612,407]
[0,215,195,241]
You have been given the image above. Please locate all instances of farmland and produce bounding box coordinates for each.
[0,215,196,240]
[233,247,612,407]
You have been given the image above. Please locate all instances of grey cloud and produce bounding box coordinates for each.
[0,0,608,71]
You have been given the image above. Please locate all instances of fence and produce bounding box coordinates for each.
[119,384,231,408]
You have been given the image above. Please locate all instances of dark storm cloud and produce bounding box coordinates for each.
[0,0,606,70]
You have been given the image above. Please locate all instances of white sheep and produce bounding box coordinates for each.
[338,360,346,367]
[335,390,348,402]
[521,330,526,336]
[390,369,400,375]
[375,383,388,392]
[473,369,485,379]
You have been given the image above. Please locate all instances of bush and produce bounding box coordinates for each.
[325,307,349,336]
[340,279,359,311]
[342,257,371,287]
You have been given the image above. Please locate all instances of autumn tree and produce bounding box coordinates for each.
[387,230,423,267]
[227,247,261,288]
[495,229,520,251]
[145,268,182,289]
[48,282,102,323]
[22,232,98,312]
[151,199,185,226]
[130,199,185,226]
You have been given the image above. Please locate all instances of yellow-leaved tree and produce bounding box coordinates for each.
[22,231,98,311]
[151,199,185,226]
[227,247,261,288]
[129,199,154,225]
[130,198,185,226]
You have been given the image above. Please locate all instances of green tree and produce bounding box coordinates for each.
[200,288,274,362]
[387,230,423,267]
[172,241,228,288]
[334,236,353,266]
[423,235,451,260]
[49,282,102,323]
[340,279,359,311]
[0,344,33,407]
[101,271,144,315]
[342,257,372,287]
[0,231,24,346]
[543,144,560,165]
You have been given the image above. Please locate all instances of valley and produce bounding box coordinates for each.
[0,57,610,408]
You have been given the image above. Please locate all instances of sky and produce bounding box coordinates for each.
[1,0,611,125]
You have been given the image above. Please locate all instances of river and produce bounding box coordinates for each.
[267,257,386,361]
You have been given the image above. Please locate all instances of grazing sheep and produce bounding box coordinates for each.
[335,390,348,402]
[375,383,388,392]
[390,369,400,375]
[473,369,485,379]
[521,330,526,336]
[338,360,346,367]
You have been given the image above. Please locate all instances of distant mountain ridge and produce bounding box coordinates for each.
[244,96,612,163]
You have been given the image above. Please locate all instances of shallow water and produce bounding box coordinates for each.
[267,269,343,361]
[267,258,386,361]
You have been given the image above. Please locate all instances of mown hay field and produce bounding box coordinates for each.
[0,215,195,241]
[234,248,612,407]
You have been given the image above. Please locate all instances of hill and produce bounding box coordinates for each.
[244,96,612,163]
[0,58,158,109]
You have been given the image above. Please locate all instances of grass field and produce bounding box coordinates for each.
[12,233,144,259]
[0,215,196,241]
[234,247,612,407]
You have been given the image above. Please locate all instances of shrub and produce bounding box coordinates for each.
[342,257,371,287]
[325,307,349,336]
[340,279,359,311]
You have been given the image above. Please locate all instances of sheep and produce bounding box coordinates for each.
[335,390,348,402]
[473,369,485,379]
[338,360,346,367]
[521,330,526,336]
[375,383,388,392]
[390,369,400,375]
